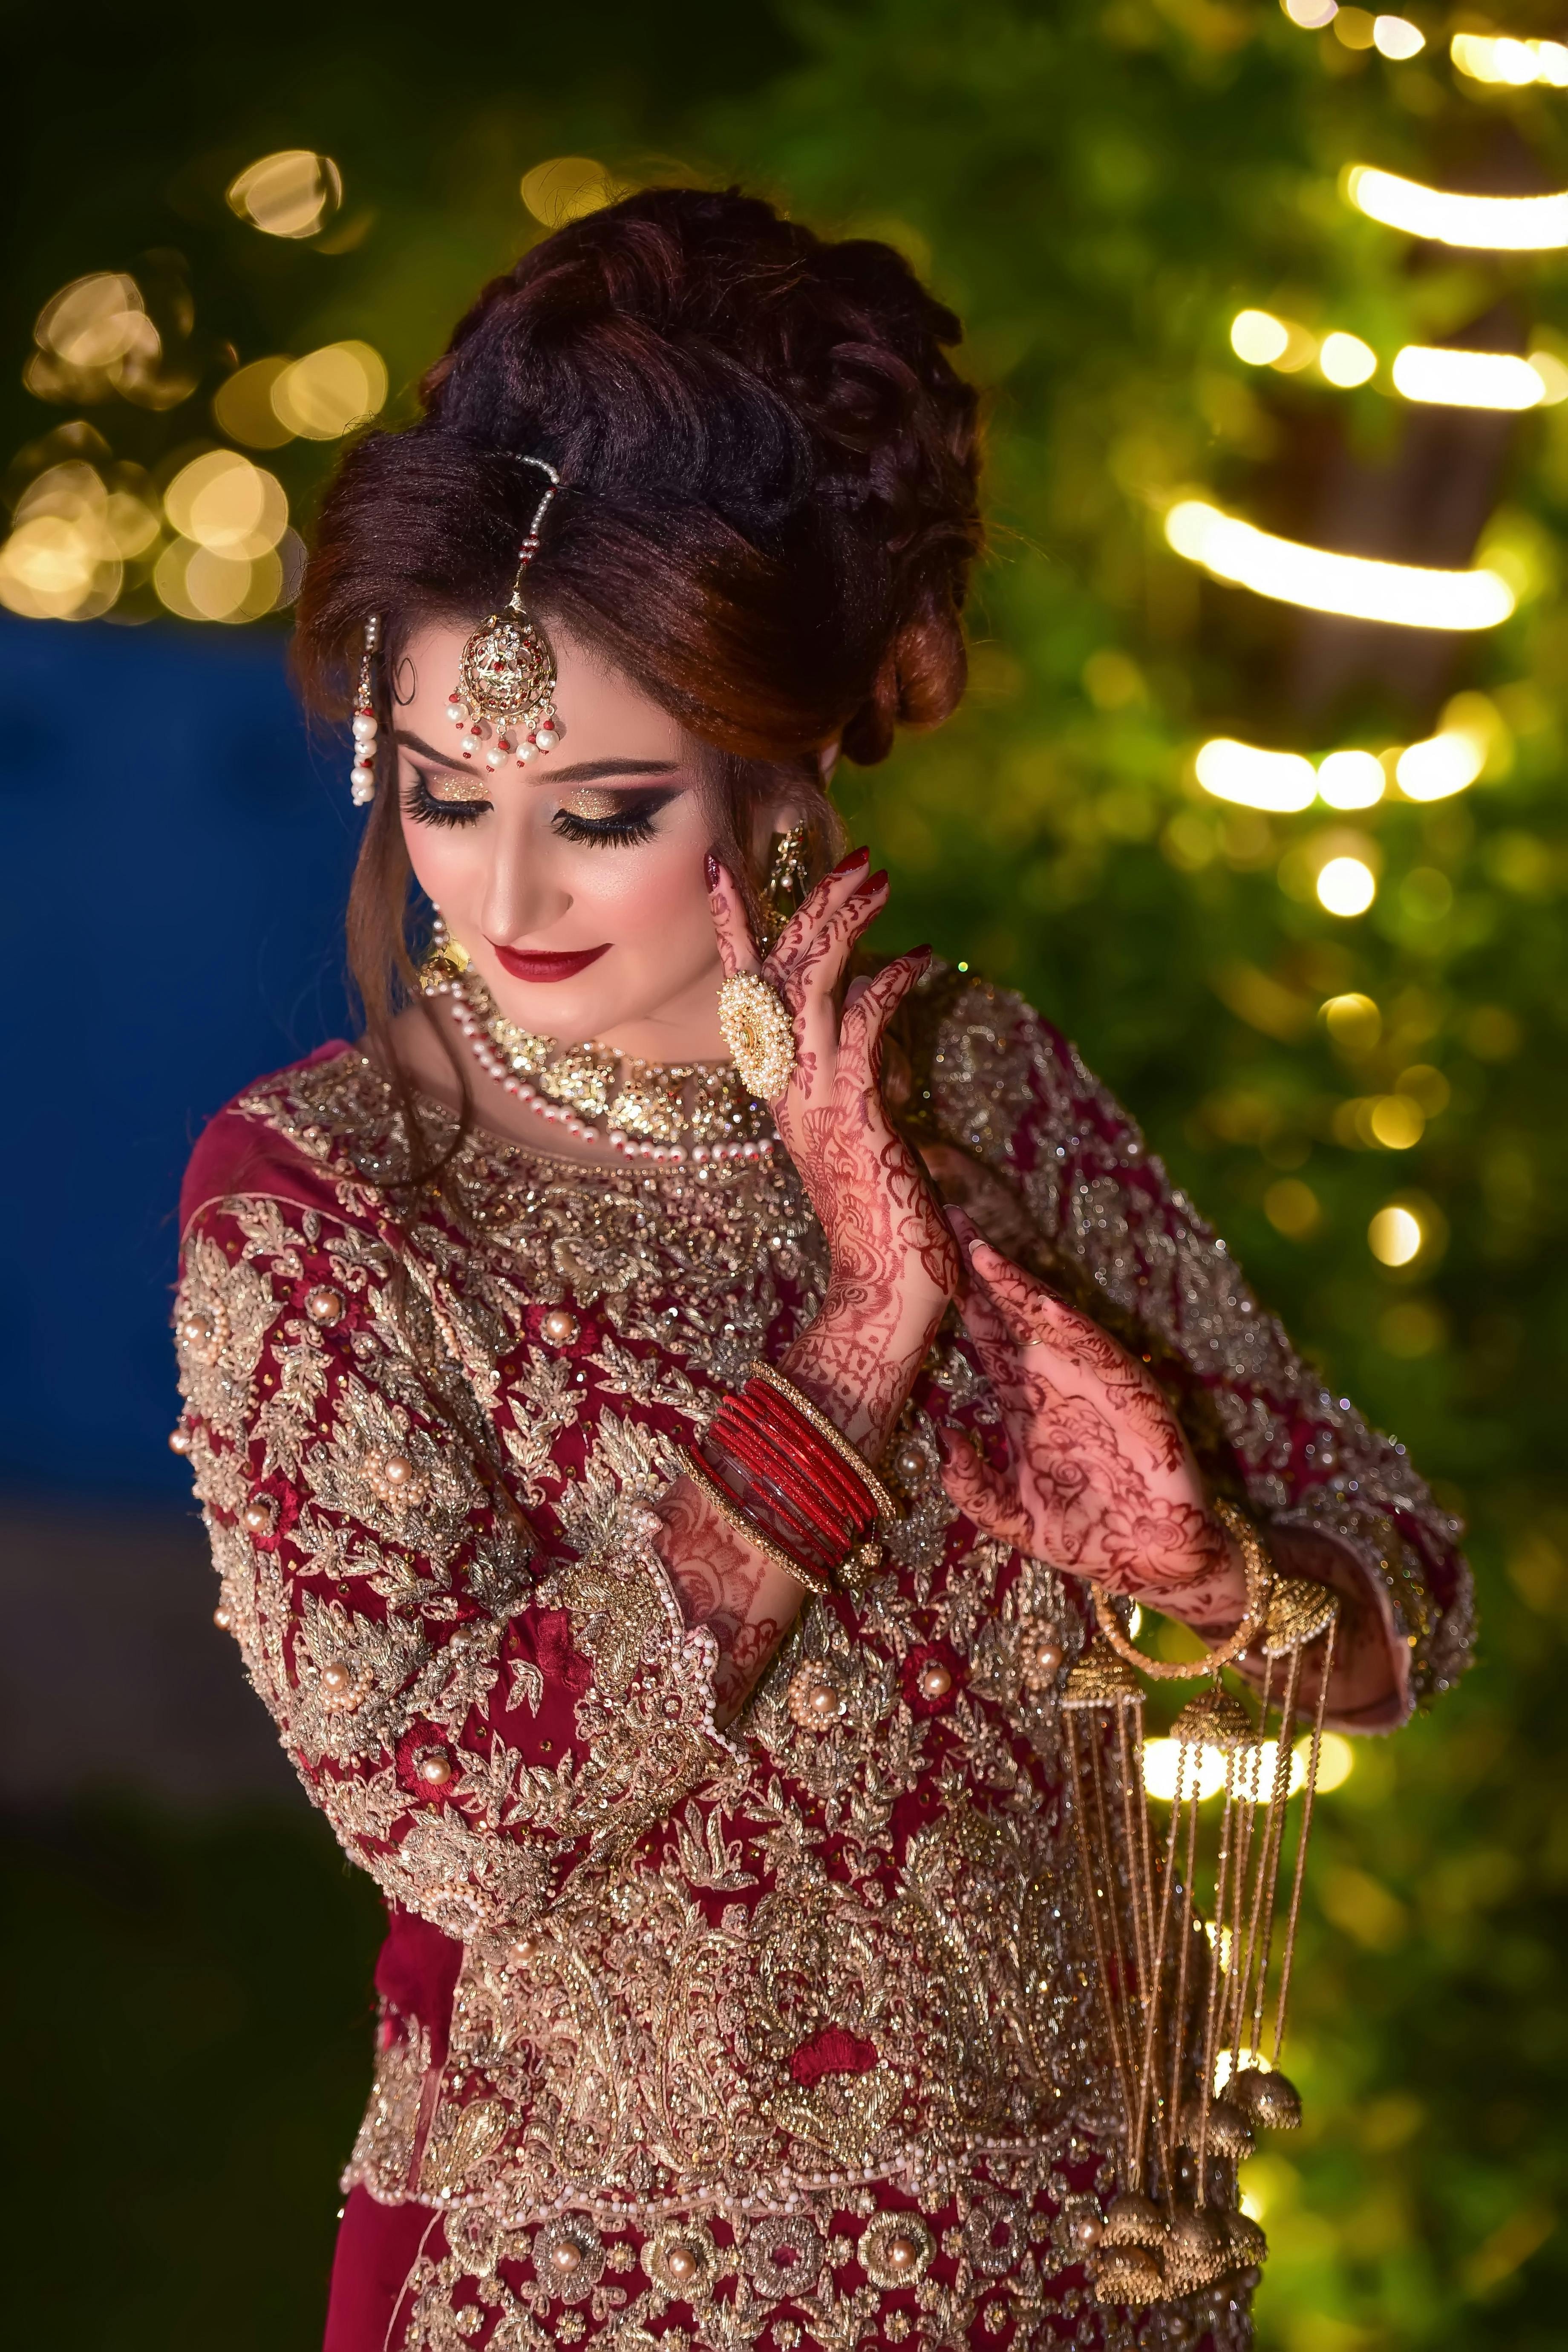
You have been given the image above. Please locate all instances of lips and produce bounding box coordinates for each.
[490,942,611,983]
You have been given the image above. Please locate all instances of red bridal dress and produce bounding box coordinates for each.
[174,971,1471,2352]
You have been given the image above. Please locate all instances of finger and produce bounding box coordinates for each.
[836,944,928,1087]
[957,1227,1072,1352]
[787,870,890,1014]
[767,845,871,973]
[937,1427,1034,1552]
[706,853,761,982]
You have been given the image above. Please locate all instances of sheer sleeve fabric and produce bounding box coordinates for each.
[911,975,1475,1729]
[174,1111,733,1948]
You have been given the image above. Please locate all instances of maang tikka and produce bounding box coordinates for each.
[446,455,563,771]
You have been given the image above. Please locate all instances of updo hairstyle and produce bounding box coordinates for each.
[295,184,983,1138]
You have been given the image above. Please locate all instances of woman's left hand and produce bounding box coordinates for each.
[937,1211,1249,1631]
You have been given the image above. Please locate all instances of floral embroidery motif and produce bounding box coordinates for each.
[175,1003,1470,2351]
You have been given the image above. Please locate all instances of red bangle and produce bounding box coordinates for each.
[742,1383,871,1521]
[709,1404,855,1557]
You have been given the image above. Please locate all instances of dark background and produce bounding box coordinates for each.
[4,2,1565,2345]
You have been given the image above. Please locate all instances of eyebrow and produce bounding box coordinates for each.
[394,731,683,786]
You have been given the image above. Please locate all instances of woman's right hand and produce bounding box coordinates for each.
[706,846,958,1449]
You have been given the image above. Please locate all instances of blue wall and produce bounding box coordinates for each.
[1,618,358,1498]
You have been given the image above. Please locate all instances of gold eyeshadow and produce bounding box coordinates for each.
[424,770,492,804]
[559,787,636,820]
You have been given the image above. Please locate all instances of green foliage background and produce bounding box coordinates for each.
[9,1,1566,2344]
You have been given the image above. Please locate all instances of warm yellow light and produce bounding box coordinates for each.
[1317,749,1386,808]
[1196,738,1317,813]
[1530,351,1568,405]
[164,452,288,559]
[213,357,296,449]
[227,150,343,239]
[1319,331,1377,387]
[0,513,121,620]
[520,156,620,227]
[1317,856,1377,916]
[1143,1741,1235,1803]
[270,342,388,440]
[1283,0,1338,24]
[1335,5,1376,47]
[1264,1178,1322,1239]
[1372,15,1424,60]
[1392,345,1544,411]
[1165,499,1514,630]
[1312,1731,1356,1790]
[1322,991,1382,1049]
[35,272,144,367]
[1395,730,1485,801]
[1347,165,1568,251]
[1369,1203,1423,1265]
[1368,1095,1424,1148]
[1232,309,1290,366]
[1451,32,1568,88]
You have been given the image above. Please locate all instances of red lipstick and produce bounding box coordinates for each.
[491,942,611,983]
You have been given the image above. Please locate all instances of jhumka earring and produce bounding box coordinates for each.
[445,455,563,770]
[757,821,809,951]
[349,615,381,805]
[1057,1500,1341,2309]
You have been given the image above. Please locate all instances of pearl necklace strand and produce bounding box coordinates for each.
[423,973,777,1167]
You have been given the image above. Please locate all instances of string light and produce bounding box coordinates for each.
[1451,32,1568,88]
[1346,165,1568,251]
[1392,346,1546,410]
[1317,856,1377,916]
[1165,499,1515,629]
[1319,330,1377,386]
[1372,15,1424,59]
[1395,730,1486,801]
[1369,1204,1423,1265]
[1317,749,1386,808]
[1195,739,1317,812]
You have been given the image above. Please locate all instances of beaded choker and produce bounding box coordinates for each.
[418,933,776,1167]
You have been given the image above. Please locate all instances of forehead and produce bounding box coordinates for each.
[401,617,685,760]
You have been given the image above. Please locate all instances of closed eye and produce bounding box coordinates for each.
[404,775,490,828]
[551,790,676,847]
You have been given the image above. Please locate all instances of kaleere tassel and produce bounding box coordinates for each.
[1060,1502,1341,2309]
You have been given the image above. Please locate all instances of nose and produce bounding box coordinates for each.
[479,804,571,943]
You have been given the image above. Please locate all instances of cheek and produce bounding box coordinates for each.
[400,813,481,911]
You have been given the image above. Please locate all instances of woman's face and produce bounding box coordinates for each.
[395,618,784,1061]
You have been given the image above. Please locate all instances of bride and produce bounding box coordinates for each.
[174,184,1470,2352]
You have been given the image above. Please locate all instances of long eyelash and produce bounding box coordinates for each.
[551,803,661,848]
[404,777,490,829]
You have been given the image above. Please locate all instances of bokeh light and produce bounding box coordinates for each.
[1372,15,1423,61]
[1452,32,1568,88]
[270,342,387,440]
[1317,855,1377,916]
[0,459,144,619]
[1392,345,1545,411]
[1369,1203,1423,1265]
[1196,738,1316,812]
[1318,330,1376,386]
[226,150,343,239]
[1321,991,1382,1050]
[520,156,622,227]
[1317,749,1385,807]
[1282,0,1337,26]
[1231,308,1289,365]
[1347,165,1568,251]
[1396,729,1486,801]
[163,451,288,558]
[1165,499,1514,628]
[212,357,296,449]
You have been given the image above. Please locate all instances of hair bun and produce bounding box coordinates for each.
[410,185,982,762]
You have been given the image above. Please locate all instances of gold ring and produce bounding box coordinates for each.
[717,972,796,1100]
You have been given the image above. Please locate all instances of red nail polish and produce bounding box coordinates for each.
[704,852,721,888]
[869,870,889,891]
[830,847,870,876]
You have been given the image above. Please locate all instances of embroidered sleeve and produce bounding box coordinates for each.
[174,1191,732,1947]
[914,975,1475,1727]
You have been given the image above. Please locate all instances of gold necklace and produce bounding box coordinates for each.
[418,931,776,1166]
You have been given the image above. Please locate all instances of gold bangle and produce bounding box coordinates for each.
[679,1447,835,1600]
[748,1360,899,1522]
[1089,1498,1272,1682]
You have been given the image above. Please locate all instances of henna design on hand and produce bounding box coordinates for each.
[940,1214,1247,1629]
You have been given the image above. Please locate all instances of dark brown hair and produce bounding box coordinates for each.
[294,184,983,1159]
